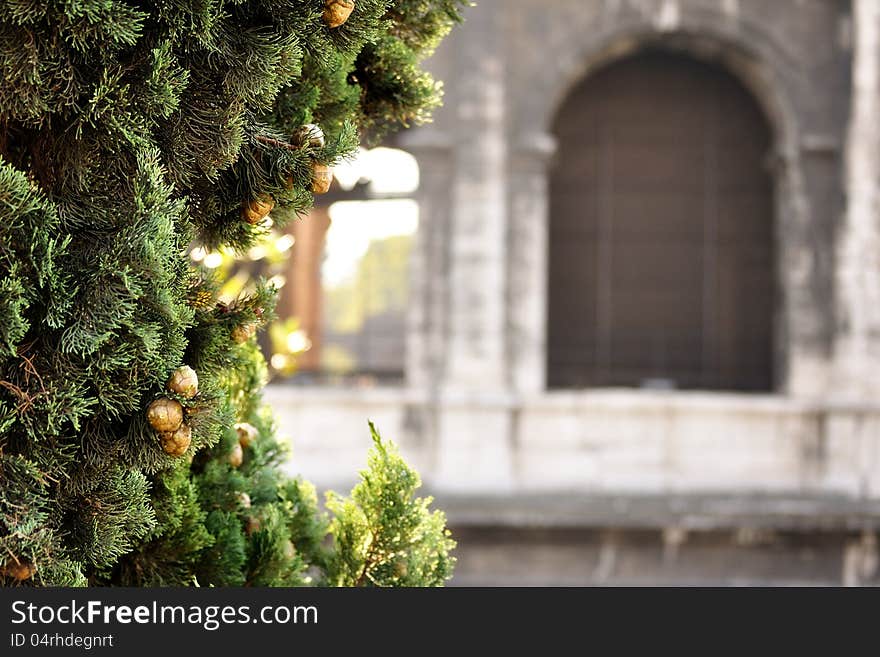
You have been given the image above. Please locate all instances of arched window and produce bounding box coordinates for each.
[547,51,776,392]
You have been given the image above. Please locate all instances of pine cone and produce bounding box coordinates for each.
[311,163,333,194]
[231,322,257,344]
[2,560,35,582]
[242,195,274,225]
[235,422,258,448]
[324,0,354,28]
[147,397,184,432]
[167,365,198,398]
[295,124,325,148]
[160,424,192,456]
[228,442,244,468]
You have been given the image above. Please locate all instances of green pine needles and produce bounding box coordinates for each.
[0,0,465,587]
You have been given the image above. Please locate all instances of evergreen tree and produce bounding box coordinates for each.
[0,0,464,587]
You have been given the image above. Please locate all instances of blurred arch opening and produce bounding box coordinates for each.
[273,146,420,385]
[547,50,777,392]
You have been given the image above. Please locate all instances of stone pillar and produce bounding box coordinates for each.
[432,1,515,491]
[834,0,880,398]
[822,0,880,501]
[508,133,557,395]
[442,1,509,390]
[400,134,454,390]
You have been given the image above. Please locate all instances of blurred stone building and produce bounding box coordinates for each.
[268,0,880,584]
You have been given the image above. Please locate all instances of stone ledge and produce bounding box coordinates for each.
[432,492,880,531]
[264,383,880,415]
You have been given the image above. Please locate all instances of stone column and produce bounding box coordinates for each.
[822,0,880,501]
[400,134,454,391]
[432,1,515,491]
[834,0,880,398]
[508,133,557,395]
[442,1,509,390]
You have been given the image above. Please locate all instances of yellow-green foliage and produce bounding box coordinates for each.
[325,423,456,587]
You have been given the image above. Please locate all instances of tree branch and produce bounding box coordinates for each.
[254,135,299,151]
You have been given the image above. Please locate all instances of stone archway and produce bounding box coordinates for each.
[504,23,822,398]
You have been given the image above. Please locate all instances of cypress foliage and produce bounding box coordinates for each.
[0,0,465,587]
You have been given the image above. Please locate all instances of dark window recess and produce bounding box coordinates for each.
[547,51,776,392]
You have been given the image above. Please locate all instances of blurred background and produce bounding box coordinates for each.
[216,0,880,585]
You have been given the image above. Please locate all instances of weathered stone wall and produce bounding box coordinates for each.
[402,0,854,396]
[267,0,880,584]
